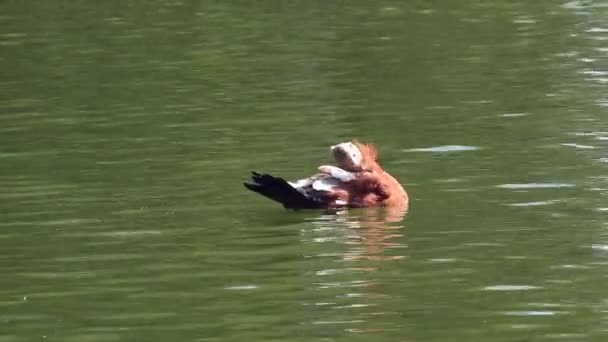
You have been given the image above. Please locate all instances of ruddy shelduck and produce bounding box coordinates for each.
[244,141,408,210]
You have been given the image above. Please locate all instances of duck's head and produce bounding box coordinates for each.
[331,141,362,171]
[331,140,378,172]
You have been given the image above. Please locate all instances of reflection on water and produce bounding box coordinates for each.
[302,208,408,339]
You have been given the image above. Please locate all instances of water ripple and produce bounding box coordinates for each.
[503,310,560,316]
[507,200,559,207]
[497,183,575,189]
[482,285,542,291]
[404,145,480,153]
[561,143,596,149]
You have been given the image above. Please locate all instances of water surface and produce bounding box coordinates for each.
[1,1,607,341]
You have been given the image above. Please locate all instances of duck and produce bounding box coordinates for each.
[244,140,409,210]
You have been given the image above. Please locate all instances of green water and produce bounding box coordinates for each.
[1,1,607,341]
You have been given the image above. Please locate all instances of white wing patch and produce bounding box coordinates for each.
[312,177,342,191]
[329,167,356,182]
[289,165,358,194]
[317,165,357,182]
[288,178,315,189]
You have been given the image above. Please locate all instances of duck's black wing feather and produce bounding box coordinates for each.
[244,171,325,209]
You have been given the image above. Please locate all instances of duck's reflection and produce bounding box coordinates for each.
[300,207,409,339]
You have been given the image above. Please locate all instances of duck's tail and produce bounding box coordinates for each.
[244,172,322,209]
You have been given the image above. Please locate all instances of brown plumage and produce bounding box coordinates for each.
[324,141,409,209]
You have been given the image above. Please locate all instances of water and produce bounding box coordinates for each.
[1,1,607,341]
